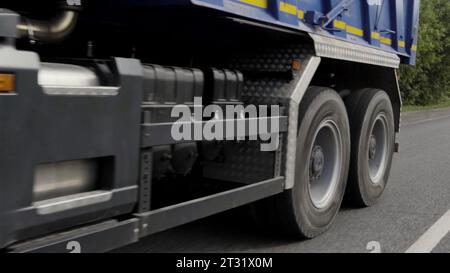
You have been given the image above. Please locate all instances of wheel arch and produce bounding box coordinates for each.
[284,57,402,190]
[310,59,402,133]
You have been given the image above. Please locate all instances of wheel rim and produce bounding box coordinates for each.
[368,113,388,184]
[308,119,343,209]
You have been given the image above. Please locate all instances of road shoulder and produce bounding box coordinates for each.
[401,107,450,125]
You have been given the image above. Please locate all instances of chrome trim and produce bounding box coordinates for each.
[39,62,100,87]
[34,190,113,215]
[33,159,98,202]
[38,63,119,96]
[17,9,79,43]
[42,86,119,96]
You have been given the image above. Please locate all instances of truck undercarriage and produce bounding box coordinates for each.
[0,0,416,252]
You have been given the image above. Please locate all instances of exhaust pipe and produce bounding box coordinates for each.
[16,1,82,43]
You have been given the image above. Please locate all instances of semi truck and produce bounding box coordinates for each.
[0,0,420,253]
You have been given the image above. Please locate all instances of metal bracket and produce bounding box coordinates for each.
[322,0,354,28]
[138,149,153,213]
[305,0,354,29]
[380,29,396,35]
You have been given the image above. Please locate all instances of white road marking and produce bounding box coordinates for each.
[405,209,450,253]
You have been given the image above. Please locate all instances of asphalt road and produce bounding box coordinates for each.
[118,108,450,253]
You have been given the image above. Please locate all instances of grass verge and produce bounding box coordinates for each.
[402,97,450,113]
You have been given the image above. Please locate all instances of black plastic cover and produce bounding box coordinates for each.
[204,68,243,104]
[143,64,204,104]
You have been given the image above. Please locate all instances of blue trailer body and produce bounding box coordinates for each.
[126,0,420,65]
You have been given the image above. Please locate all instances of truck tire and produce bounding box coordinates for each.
[344,89,395,207]
[252,86,350,239]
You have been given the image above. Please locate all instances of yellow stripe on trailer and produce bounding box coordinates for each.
[346,25,363,37]
[279,2,297,15]
[239,0,268,9]
[333,20,346,30]
[371,32,380,40]
[380,36,392,45]
[411,44,417,51]
[398,40,405,48]
[298,9,305,19]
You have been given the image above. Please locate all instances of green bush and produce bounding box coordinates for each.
[399,0,450,106]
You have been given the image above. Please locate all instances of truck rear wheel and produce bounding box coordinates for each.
[253,87,350,239]
[344,89,395,207]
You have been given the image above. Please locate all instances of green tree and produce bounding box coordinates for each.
[400,0,450,105]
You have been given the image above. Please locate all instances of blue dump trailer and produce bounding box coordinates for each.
[0,0,420,252]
